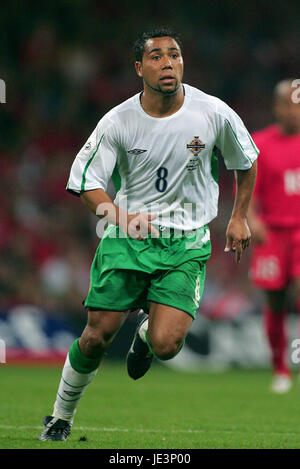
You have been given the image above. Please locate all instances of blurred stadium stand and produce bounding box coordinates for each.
[0,0,299,366]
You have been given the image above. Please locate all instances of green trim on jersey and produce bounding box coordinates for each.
[225,119,253,165]
[246,130,260,155]
[211,148,219,183]
[81,134,104,191]
[111,163,121,193]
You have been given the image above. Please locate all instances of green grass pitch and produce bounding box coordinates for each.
[0,362,299,449]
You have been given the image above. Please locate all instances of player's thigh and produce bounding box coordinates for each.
[86,308,129,336]
[148,302,193,354]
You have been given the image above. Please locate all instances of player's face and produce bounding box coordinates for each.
[135,36,184,96]
[274,90,300,134]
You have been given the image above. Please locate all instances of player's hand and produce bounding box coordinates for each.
[126,212,159,240]
[224,217,251,263]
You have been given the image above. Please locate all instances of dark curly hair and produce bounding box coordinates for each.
[133,28,183,62]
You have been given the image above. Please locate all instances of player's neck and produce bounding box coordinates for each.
[140,85,184,118]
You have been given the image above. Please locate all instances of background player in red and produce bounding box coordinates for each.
[248,79,300,393]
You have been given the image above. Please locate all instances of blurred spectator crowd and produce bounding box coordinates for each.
[0,1,299,322]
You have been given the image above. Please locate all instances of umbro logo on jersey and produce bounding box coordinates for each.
[84,141,91,151]
[127,149,147,155]
[186,136,205,156]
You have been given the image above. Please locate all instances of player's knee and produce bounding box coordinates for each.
[81,326,113,356]
[151,336,183,361]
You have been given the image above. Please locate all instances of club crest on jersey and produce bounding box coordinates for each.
[186,137,205,156]
[127,149,147,155]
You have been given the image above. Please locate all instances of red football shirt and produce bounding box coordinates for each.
[252,124,300,227]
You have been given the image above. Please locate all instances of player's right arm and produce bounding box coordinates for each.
[66,119,158,240]
[80,188,158,239]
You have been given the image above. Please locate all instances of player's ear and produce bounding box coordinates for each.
[135,61,143,77]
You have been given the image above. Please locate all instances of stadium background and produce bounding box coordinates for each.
[1,0,300,370]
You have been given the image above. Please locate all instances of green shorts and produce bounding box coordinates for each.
[84,224,211,319]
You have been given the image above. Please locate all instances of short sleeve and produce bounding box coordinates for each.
[66,118,118,196]
[215,101,259,170]
[251,131,263,200]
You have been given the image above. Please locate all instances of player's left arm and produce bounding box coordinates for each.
[215,99,259,263]
[224,160,257,263]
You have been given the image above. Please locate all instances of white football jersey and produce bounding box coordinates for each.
[67,84,259,230]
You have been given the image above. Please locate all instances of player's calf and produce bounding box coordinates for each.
[126,310,186,380]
